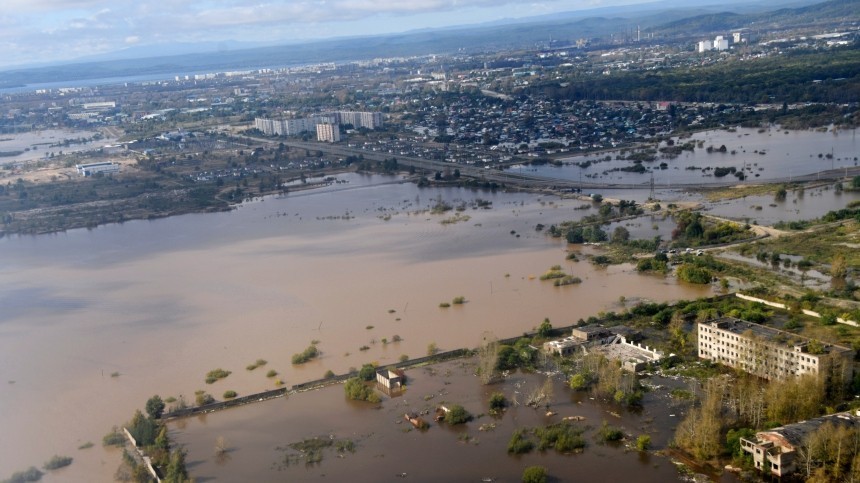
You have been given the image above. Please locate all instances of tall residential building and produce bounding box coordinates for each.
[316,123,340,143]
[328,111,383,130]
[697,317,853,382]
[714,35,729,51]
[254,115,335,136]
[697,40,712,53]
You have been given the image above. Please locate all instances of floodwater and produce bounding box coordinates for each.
[171,358,716,482]
[0,128,113,164]
[515,126,860,186]
[705,184,860,226]
[0,173,710,480]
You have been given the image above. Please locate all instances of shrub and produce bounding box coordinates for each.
[677,263,712,284]
[4,467,42,483]
[597,421,623,442]
[205,368,232,384]
[636,434,651,451]
[427,342,439,356]
[489,392,507,412]
[439,302,451,308]
[452,296,466,305]
[246,359,267,370]
[77,442,94,450]
[223,390,237,399]
[444,404,472,425]
[195,390,215,406]
[266,369,278,378]
[522,466,547,483]
[292,345,320,364]
[507,429,534,454]
[102,428,126,447]
[324,370,335,379]
[43,455,73,471]
[569,373,589,391]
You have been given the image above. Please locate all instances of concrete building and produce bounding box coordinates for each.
[329,111,383,130]
[76,162,120,176]
[714,35,729,51]
[697,40,712,53]
[316,123,340,143]
[543,325,662,371]
[741,411,860,476]
[255,115,335,136]
[697,317,853,382]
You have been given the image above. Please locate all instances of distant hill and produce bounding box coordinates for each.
[0,0,849,87]
[653,0,860,35]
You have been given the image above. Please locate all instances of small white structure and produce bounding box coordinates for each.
[76,162,120,176]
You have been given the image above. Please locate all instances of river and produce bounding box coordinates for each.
[0,173,711,480]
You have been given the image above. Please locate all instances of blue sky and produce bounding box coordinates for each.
[0,0,658,68]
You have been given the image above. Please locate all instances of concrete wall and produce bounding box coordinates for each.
[736,293,858,327]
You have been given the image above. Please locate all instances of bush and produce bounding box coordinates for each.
[636,434,651,451]
[246,359,267,370]
[266,369,278,378]
[4,467,42,483]
[344,377,381,403]
[205,368,232,384]
[42,455,73,471]
[489,392,508,412]
[439,302,451,308]
[195,390,215,406]
[507,429,535,454]
[677,263,712,284]
[223,390,237,399]
[569,373,589,390]
[324,370,335,379]
[597,421,623,442]
[452,296,466,305]
[444,404,472,425]
[522,466,547,483]
[535,423,586,452]
[102,428,126,447]
[292,344,320,364]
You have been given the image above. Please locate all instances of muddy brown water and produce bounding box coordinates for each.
[170,359,710,482]
[0,174,710,480]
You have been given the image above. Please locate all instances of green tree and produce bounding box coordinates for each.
[444,404,472,425]
[612,226,630,242]
[522,465,548,483]
[164,447,190,483]
[145,395,165,419]
[537,318,553,338]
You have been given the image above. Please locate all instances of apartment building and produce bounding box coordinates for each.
[697,317,853,382]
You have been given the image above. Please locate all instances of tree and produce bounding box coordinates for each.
[537,318,553,338]
[478,334,500,385]
[522,466,547,483]
[489,392,508,412]
[831,254,848,280]
[444,404,472,424]
[612,226,630,242]
[344,377,381,403]
[164,447,190,483]
[146,395,165,419]
[775,186,787,201]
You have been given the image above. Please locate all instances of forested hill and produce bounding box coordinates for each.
[652,0,860,36]
[529,45,860,104]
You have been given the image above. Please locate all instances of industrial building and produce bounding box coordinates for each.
[75,162,120,176]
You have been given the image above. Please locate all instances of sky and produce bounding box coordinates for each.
[0,0,659,69]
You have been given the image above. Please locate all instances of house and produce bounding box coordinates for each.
[741,411,860,476]
[376,369,404,392]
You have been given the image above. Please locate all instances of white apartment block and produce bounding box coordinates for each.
[329,111,383,130]
[316,123,341,143]
[255,115,335,136]
[697,318,853,382]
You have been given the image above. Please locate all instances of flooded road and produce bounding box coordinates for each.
[0,173,711,479]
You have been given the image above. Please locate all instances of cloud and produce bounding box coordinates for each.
[0,0,641,68]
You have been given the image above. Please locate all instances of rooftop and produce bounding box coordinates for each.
[703,317,852,356]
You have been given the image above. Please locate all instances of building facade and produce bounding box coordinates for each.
[76,162,120,176]
[697,317,853,382]
[316,123,340,143]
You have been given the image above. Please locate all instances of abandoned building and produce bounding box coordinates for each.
[697,317,853,383]
[741,411,860,477]
[375,368,404,392]
[542,325,663,371]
